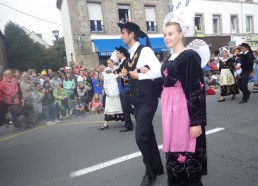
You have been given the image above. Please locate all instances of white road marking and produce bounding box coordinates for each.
[70,127,225,178]
[206,127,225,135]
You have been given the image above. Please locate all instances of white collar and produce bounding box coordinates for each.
[244,50,249,54]
[120,57,126,63]
[129,42,140,53]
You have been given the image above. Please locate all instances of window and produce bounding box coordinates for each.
[87,3,104,32]
[145,6,157,32]
[246,16,253,33]
[230,15,238,33]
[118,5,131,23]
[194,14,203,31]
[212,15,221,34]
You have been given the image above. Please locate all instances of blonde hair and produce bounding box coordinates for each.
[165,21,185,45]
[165,22,182,33]
[92,93,100,102]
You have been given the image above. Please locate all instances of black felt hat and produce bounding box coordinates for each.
[117,22,147,38]
[117,22,152,48]
[115,46,127,55]
[240,43,251,50]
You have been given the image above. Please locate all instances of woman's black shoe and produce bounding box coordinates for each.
[231,95,236,100]
[218,99,225,102]
[98,125,109,130]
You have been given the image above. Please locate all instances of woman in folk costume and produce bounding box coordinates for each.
[141,11,208,185]
[99,59,124,130]
[218,47,239,102]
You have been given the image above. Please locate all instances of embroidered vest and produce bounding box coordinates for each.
[125,45,157,105]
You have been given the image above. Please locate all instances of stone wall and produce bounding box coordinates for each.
[61,0,168,68]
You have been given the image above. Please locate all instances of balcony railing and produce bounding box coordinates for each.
[147,25,157,32]
[90,24,104,32]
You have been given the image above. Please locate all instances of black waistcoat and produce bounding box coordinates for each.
[125,45,156,105]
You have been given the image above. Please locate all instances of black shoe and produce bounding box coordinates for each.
[140,175,156,186]
[119,127,133,133]
[218,99,225,102]
[98,125,109,130]
[239,100,247,104]
[231,95,236,100]
[247,92,251,100]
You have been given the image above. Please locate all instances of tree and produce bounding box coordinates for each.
[4,21,50,72]
[46,38,67,71]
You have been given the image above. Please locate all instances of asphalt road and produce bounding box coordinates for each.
[0,87,258,186]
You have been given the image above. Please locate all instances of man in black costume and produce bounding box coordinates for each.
[116,46,134,132]
[238,43,255,104]
[117,22,163,186]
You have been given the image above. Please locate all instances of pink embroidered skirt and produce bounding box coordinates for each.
[161,84,196,153]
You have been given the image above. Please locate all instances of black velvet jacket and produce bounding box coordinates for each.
[161,49,207,127]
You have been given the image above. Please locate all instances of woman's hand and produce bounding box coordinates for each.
[190,125,202,138]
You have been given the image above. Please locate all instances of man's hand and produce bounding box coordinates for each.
[190,125,202,138]
[129,69,138,79]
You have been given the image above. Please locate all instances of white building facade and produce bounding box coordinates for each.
[170,0,258,50]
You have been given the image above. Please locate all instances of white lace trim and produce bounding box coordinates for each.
[104,111,123,115]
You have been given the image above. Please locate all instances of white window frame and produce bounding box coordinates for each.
[88,3,104,32]
[194,14,204,31]
[118,4,131,23]
[230,15,238,34]
[145,6,157,32]
[246,16,253,33]
[212,15,221,34]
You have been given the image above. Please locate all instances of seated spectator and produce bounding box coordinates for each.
[20,72,34,107]
[73,94,85,118]
[8,99,38,130]
[42,81,61,125]
[31,83,45,119]
[53,82,69,118]
[204,73,216,95]
[77,82,87,103]
[90,93,102,115]
[210,73,220,88]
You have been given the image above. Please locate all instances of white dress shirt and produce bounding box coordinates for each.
[129,42,162,80]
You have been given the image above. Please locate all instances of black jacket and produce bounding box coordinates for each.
[240,51,255,71]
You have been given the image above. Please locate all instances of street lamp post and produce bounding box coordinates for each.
[52,30,59,40]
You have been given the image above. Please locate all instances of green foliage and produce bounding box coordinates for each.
[4,21,66,72]
[46,38,67,71]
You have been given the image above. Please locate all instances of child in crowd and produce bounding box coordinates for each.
[204,73,216,95]
[90,93,102,115]
[71,94,85,118]
[77,82,87,103]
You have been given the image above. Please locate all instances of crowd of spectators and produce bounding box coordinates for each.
[0,61,106,130]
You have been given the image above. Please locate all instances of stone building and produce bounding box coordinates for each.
[56,0,168,68]
[0,30,8,71]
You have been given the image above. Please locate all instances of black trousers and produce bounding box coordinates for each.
[0,101,5,125]
[134,99,163,177]
[237,70,251,101]
[120,92,134,129]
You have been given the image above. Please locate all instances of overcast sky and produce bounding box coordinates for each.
[0,0,63,45]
